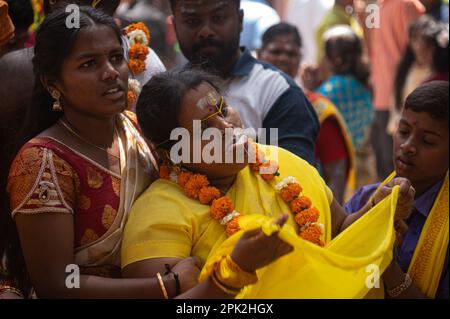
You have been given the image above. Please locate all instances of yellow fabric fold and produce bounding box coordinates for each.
[199,187,398,299]
[408,172,449,298]
[122,145,333,268]
[365,171,448,298]
[122,144,397,298]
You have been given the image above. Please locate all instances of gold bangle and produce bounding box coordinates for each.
[213,255,258,290]
[156,272,169,299]
[211,272,241,296]
[0,285,24,298]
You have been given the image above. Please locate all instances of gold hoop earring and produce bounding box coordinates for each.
[51,90,62,112]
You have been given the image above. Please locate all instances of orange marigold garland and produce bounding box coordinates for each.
[199,186,222,205]
[124,22,151,76]
[183,174,209,199]
[279,183,302,203]
[276,175,324,247]
[124,22,150,108]
[158,141,324,245]
[210,197,234,220]
[290,196,312,214]
[178,171,193,187]
[299,223,324,247]
[225,216,241,237]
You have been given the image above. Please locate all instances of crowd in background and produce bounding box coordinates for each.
[0,0,448,300]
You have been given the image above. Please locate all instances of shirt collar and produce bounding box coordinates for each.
[229,47,257,77]
[413,178,445,217]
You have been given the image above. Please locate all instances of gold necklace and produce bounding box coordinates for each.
[59,118,120,159]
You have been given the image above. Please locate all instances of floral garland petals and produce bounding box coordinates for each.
[210,196,234,221]
[124,22,151,76]
[158,142,323,245]
[184,174,209,199]
[199,186,221,205]
[276,176,324,247]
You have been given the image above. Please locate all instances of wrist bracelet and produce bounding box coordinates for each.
[156,272,169,299]
[0,285,24,298]
[387,273,412,298]
[211,271,241,296]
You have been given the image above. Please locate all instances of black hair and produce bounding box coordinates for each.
[395,15,449,110]
[6,0,34,31]
[0,6,122,298]
[169,0,241,13]
[261,22,302,49]
[136,68,223,150]
[323,25,371,90]
[404,81,449,125]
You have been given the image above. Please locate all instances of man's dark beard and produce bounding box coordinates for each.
[189,37,240,75]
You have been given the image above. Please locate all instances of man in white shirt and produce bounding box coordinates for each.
[169,0,319,164]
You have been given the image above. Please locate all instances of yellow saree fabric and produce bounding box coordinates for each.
[199,190,397,299]
[122,145,397,298]
[122,146,332,267]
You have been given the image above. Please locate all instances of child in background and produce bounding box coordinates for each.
[317,25,375,189]
[389,15,449,135]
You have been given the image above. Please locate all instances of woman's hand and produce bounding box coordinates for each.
[230,214,294,273]
[171,257,203,293]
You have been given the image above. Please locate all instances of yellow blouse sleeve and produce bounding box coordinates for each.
[122,180,198,268]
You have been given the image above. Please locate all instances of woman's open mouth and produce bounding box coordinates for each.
[103,87,125,101]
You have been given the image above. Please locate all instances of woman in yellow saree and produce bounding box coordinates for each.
[121,69,415,299]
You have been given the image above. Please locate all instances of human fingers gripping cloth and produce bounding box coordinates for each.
[199,186,399,299]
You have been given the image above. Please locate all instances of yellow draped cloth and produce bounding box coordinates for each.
[374,171,449,298]
[122,145,397,298]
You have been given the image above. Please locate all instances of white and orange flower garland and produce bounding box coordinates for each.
[124,22,150,106]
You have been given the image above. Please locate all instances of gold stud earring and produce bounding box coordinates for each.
[51,90,62,112]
